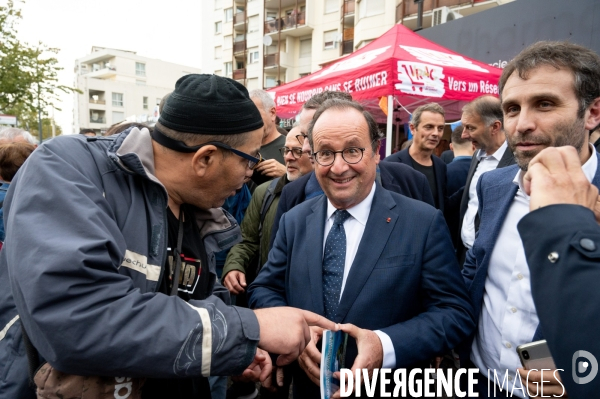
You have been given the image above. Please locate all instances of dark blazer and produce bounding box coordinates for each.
[269,162,435,249]
[446,157,471,196]
[462,158,600,367]
[249,184,474,398]
[441,149,455,164]
[382,147,447,211]
[445,156,472,250]
[518,205,600,399]
[455,146,515,261]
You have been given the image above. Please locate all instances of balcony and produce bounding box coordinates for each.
[233,69,246,80]
[264,11,309,38]
[264,53,280,68]
[234,10,246,25]
[233,40,246,54]
[87,66,117,79]
[89,110,106,124]
[89,98,106,105]
[343,0,355,16]
[396,0,489,23]
[342,40,354,55]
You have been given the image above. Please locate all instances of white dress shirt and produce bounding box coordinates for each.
[471,145,597,397]
[323,182,395,368]
[462,141,509,249]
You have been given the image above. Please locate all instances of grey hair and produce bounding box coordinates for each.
[462,95,503,127]
[0,128,37,145]
[249,89,276,112]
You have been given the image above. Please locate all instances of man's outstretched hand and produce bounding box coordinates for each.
[254,307,337,366]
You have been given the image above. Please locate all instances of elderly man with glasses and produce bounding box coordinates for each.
[0,74,336,399]
[248,98,474,399]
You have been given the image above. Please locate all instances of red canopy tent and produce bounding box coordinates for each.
[267,24,503,155]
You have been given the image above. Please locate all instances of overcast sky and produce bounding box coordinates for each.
[9,0,204,134]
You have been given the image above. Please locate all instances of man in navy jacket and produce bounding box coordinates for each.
[249,98,474,398]
[383,103,447,211]
[462,41,600,398]
[517,146,600,399]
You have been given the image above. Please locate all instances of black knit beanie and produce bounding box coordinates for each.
[158,74,264,134]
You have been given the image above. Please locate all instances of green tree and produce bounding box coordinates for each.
[0,0,78,137]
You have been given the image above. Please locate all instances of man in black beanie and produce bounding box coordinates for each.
[0,74,336,399]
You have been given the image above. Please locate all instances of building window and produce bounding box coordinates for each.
[225,62,233,76]
[225,8,233,22]
[214,0,222,9]
[248,49,259,64]
[358,0,385,19]
[300,39,312,58]
[324,30,337,50]
[223,35,233,49]
[112,111,125,124]
[112,93,124,107]
[325,0,338,14]
[143,97,148,109]
[215,46,222,60]
[265,76,277,88]
[135,62,146,76]
[248,16,259,33]
[215,21,222,34]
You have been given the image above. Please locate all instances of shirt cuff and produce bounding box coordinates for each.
[374,330,396,369]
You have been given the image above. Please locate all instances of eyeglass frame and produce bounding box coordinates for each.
[278,146,304,159]
[295,133,308,145]
[188,141,262,170]
[312,146,367,166]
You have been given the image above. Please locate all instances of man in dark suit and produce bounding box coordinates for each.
[456,96,515,263]
[445,125,475,250]
[249,98,474,398]
[383,103,447,211]
[517,146,600,399]
[462,41,600,398]
[269,93,435,249]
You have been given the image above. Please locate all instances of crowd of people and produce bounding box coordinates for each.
[0,39,599,399]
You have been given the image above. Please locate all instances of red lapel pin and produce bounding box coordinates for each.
[386,217,391,223]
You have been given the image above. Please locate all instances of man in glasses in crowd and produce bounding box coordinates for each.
[269,91,435,249]
[222,125,312,399]
[249,98,474,398]
[0,74,336,399]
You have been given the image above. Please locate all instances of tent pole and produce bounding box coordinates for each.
[386,95,393,157]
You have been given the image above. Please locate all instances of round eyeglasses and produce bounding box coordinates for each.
[296,133,308,145]
[312,147,366,166]
[279,147,304,159]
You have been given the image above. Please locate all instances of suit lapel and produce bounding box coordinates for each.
[459,152,480,217]
[336,185,397,322]
[497,144,516,168]
[306,196,327,315]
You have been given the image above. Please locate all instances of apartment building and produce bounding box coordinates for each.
[73,47,201,134]
[204,0,513,91]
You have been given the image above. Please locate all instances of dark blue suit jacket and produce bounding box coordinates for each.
[446,157,471,197]
[269,162,435,249]
[249,183,474,397]
[518,205,600,399]
[445,157,472,250]
[382,147,447,211]
[462,157,600,361]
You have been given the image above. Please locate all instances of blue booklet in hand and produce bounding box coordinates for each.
[320,330,348,399]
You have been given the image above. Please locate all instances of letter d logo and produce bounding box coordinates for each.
[572,350,598,384]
